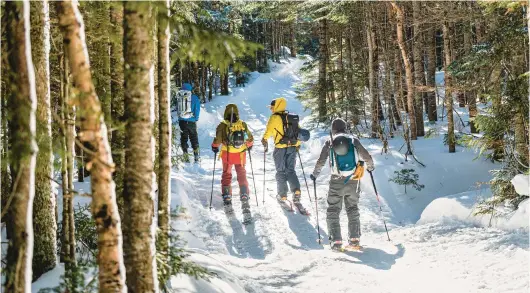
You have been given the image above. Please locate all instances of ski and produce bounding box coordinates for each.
[224,204,235,217]
[276,195,294,212]
[242,212,253,225]
[293,202,310,216]
[343,244,363,251]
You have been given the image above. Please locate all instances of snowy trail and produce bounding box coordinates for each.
[171,58,529,293]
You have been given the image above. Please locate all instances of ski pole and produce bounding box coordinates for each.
[297,150,313,203]
[247,149,258,207]
[368,171,391,241]
[209,154,217,210]
[262,150,266,204]
[313,179,322,244]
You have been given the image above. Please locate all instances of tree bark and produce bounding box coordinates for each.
[392,2,417,140]
[123,2,157,292]
[110,2,125,218]
[290,21,296,57]
[30,0,58,280]
[412,1,425,136]
[56,1,127,291]
[463,16,478,133]
[208,65,214,101]
[442,20,456,153]
[157,0,171,279]
[426,26,438,122]
[318,18,328,122]
[221,69,229,95]
[5,1,37,291]
[367,5,380,138]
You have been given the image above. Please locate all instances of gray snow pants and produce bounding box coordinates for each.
[327,176,361,241]
[273,146,301,196]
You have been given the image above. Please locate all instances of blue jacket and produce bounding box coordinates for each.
[179,83,200,122]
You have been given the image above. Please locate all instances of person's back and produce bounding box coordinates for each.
[261,98,308,214]
[177,83,201,162]
[211,104,254,222]
[310,118,374,251]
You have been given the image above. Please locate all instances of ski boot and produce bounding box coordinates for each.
[344,238,362,251]
[182,152,190,163]
[330,240,343,252]
[240,186,252,224]
[292,190,309,215]
[193,150,200,164]
[276,194,293,212]
[222,186,234,216]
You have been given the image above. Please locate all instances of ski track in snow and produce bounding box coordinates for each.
[170,58,528,293]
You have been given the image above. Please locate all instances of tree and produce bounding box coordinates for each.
[56,1,126,291]
[4,1,38,291]
[110,2,125,218]
[412,1,425,137]
[157,0,171,279]
[442,18,456,153]
[123,2,157,291]
[318,18,328,122]
[30,0,58,280]
[391,2,417,141]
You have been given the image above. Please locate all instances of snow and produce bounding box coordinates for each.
[27,58,529,292]
[512,174,530,196]
[167,58,529,293]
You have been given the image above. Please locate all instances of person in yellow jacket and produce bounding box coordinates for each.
[261,97,303,204]
[211,104,253,213]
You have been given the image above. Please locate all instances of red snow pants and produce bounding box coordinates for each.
[221,160,249,195]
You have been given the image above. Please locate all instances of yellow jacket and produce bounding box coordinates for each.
[262,97,301,148]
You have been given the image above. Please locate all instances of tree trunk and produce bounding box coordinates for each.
[367,6,380,138]
[5,1,37,291]
[221,69,229,95]
[110,2,125,218]
[208,65,214,101]
[157,0,171,280]
[30,0,58,280]
[412,1,425,136]
[442,20,456,153]
[392,2,417,140]
[318,19,328,122]
[426,26,438,122]
[86,1,112,139]
[463,17,478,133]
[123,2,157,292]
[290,21,296,57]
[56,1,127,291]
[345,33,358,125]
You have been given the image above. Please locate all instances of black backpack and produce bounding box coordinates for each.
[276,112,300,145]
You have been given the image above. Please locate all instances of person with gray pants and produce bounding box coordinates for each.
[310,118,374,250]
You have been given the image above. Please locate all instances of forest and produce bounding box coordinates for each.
[0,1,528,292]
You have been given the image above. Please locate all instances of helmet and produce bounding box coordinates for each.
[332,135,351,156]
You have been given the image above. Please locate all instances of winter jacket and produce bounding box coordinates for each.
[178,83,201,122]
[212,104,254,164]
[262,97,301,148]
[312,118,374,178]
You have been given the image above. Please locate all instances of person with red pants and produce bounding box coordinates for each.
[211,104,254,221]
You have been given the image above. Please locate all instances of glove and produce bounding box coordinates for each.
[261,138,268,153]
[367,164,375,172]
[246,141,253,151]
[212,146,219,154]
[310,174,316,181]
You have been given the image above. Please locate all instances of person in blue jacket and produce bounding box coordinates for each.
[177,83,201,163]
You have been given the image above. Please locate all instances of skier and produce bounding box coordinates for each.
[176,82,201,163]
[211,104,254,223]
[309,118,374,251]
[261,98,308,214]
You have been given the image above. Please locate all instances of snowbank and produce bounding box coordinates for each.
[418,190,529,231]
[168,250,247,293]
[511,174,529,196]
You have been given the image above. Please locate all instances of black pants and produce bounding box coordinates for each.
[179,120,199,154]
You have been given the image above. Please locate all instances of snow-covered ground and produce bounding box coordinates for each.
[169,57,529,293]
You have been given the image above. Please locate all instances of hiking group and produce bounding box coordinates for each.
[175,84,375,250]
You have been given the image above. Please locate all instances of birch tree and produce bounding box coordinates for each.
[4,1,37,291]
[30,0,57,280]
[56,0,127,291]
